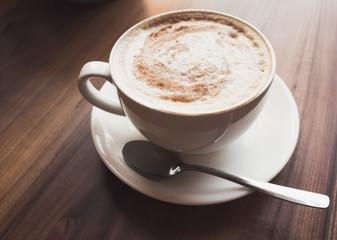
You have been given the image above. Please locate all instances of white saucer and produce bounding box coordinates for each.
[90,74,299,205]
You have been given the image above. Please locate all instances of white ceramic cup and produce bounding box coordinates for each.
[78,10,276,154]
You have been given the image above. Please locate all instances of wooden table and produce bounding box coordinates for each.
[1,0,336,239]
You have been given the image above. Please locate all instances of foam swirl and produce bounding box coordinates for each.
[113,15,272,114]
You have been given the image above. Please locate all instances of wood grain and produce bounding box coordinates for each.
[1,0,336,239]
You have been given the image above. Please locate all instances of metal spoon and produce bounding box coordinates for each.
[122,140,329,208]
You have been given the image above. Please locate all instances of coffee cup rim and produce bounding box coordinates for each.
[109,9,276,116]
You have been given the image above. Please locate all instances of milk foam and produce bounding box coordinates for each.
[112,12,272,114]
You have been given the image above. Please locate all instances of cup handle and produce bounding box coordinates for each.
[78,61,125,116]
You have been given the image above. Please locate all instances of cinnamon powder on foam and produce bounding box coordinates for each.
[128,19,271,113]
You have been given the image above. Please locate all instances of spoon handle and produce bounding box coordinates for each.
[182,164,329,208]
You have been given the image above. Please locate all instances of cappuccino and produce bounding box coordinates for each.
[112,11,273,114]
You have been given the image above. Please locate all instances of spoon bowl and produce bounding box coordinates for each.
[123,140,183,180]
